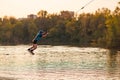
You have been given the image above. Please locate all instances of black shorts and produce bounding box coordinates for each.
[32,40,37,44]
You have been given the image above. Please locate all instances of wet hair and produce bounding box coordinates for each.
[39,30,44,33]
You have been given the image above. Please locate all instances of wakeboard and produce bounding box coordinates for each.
[27,49,35,55]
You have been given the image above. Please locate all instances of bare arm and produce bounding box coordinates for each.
[42,33,48,38]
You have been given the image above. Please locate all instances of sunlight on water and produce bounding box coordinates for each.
[0,45,120,80]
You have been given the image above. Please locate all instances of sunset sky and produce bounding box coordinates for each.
[0,0,119,18]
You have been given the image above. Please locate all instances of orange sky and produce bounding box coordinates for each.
[0,0,119,18]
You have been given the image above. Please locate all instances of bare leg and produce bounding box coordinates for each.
[31,44,37,51]
[28,44,37,55]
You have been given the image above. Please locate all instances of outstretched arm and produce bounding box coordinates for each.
[42,32,48,38]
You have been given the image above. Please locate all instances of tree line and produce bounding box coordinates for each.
[0,2,120,49]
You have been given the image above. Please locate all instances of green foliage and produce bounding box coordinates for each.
[0,2,120,49]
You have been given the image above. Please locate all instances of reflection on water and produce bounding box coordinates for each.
[0,45,119,80]
[107,50,120,80]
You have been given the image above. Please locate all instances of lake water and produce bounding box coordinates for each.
[0,45,120,80]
